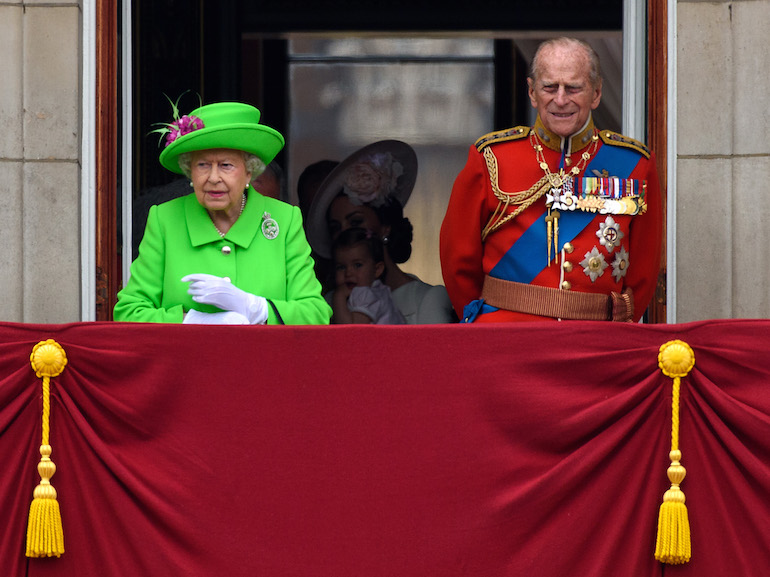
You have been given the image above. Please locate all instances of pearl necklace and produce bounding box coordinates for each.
[211,193,247,238]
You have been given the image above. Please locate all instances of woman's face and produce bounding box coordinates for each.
[327,195,388,241]
[190,149,252,215]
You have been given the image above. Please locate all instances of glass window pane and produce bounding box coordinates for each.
[290,62,492,144]
[289,37,494,59]
[289,44,493,287]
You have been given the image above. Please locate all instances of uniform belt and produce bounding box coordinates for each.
[481,275,634,322]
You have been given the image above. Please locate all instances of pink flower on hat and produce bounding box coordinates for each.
[164,114,204,147]
[343,153,404,207]
[149,91,205,148]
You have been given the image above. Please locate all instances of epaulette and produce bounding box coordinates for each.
[598,130,651,159]
[475,126,530,152]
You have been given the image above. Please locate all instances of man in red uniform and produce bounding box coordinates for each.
[440,37,662,323]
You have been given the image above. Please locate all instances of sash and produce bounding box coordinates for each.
[490,143,643,284]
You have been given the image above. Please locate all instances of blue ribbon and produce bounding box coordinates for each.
[489,142,641,284]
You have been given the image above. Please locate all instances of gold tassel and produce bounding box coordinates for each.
[654,340,695,564]
[26,339,68,558]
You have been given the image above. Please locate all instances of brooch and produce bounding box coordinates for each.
[261,212,279,240]
[580,246,608,283]
[611,247,630,282]
[597,216,624,253]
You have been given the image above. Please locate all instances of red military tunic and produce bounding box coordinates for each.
[440,116,662,323]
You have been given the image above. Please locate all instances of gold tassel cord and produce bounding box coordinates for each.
[480,147,553,241]
[654,340,695,564]
[26,339,68,558]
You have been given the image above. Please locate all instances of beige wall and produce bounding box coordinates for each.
[0,1,81,323]
[676,0,770,321]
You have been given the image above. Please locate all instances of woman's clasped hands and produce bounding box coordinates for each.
[182,273,268,325]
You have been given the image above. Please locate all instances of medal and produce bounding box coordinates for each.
[533,130,599,266]
[575,177,647,215]
[261,212,279,240]
[580,246,608,283]
[611,247,630,282]
[597,216,624,253]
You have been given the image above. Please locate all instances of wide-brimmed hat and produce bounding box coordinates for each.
[306,140,417,259]
[158,102,285,174]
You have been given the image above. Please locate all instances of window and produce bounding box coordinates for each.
[287,36,495,285]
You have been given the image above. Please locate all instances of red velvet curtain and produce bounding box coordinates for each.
[1,320,769,577]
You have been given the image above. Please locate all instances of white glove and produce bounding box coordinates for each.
[182,273,268,325]
[183,309,250,325]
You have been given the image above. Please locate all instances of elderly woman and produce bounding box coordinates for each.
[114,102,331,325]
[306,140,455,324]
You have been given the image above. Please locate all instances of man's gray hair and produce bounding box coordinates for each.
[529,37,602,88]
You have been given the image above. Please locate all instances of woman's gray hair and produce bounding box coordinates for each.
[177,151,267,179]
[529,37,602,88]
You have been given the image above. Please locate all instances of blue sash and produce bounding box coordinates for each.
[489,143,642,284]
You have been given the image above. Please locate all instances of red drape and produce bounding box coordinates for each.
[1,320,769,576]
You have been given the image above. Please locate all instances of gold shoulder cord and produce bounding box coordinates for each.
[481,147,551,241]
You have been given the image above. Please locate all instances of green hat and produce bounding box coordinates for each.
[158,102,285,174]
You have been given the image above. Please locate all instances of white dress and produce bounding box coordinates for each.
[390,275,457,324]
[347,280,406,324]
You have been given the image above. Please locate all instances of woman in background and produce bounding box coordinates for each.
[306,140,455,324]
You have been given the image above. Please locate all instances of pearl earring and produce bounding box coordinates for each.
[382,236,389,245]
[189,181,194,188]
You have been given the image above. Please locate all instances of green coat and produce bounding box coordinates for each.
[114,188,331,325]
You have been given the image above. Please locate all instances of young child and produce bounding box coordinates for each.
[331,227,406,324]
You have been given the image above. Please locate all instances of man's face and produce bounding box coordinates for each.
[527,45,602,138]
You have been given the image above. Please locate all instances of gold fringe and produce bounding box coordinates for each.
[654,340,695,564]
[26,339,68,558]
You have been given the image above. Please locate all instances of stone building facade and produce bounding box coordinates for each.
[675,0,770,320]
[1,1,81,323]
